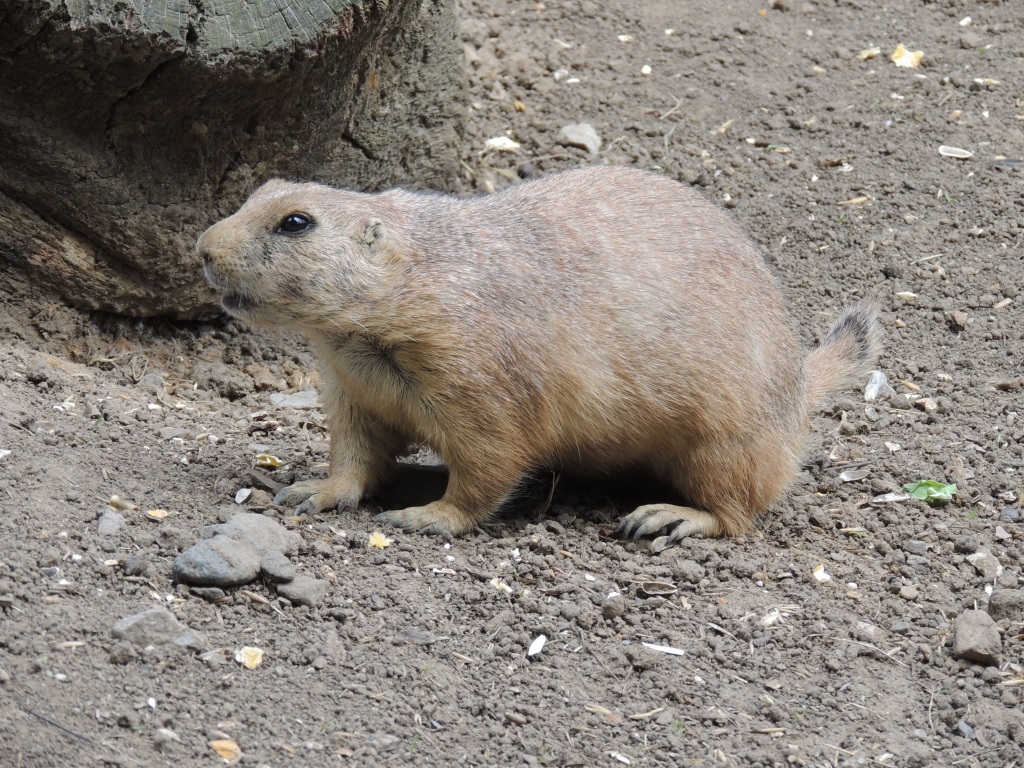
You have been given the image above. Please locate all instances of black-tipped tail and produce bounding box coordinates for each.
[805,300,883,407]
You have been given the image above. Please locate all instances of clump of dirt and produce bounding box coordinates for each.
[1,0,1022,766]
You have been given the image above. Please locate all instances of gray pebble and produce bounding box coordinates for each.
[277,575,330,607]
[952,609,1001,665]
[559,601,581,620]
[602,593,626,619]
[904,540,929,555]
[159,427,187,440]
[260,551,296,582]
[137,372,168,394]
[123,554,146,576]
[173,535,261,587]
[988,589,1024,622]
[97,510,125,537]
[191,586,227,601]
[672,559,706,584]
[1000,507,1020,523]
[108,640,138,665]
[557,123,602,154]
[112,607,208,652]
[201,513,301,557]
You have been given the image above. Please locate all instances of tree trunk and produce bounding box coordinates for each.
[0,0,465,319]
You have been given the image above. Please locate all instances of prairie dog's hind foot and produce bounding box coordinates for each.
[375,500,482,537]
[616,504,727,554]
[273,478,361,515]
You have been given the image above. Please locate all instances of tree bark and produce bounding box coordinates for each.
[0,0,465,319]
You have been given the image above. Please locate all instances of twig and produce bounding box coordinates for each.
[20,706,91,743]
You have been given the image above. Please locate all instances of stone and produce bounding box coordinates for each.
[97,510,125,537]
[988,590,1024,622]
[172,535,261,587]
[191,587,227,601]
[952,610,1001,665]
[672,559,706,584]
[602,593,626,619]
[137,373,168,394]
[260,551,297,583]
[277,575,330,607]
[159,427,187,440]
[966,552,1001,580]
[123,554,147,576]
[269,390,320,409]
[202,513,301,557]
[623,644,661,671]
[557,123,602,154]
[112,608,207,652]
[899,585,919,601]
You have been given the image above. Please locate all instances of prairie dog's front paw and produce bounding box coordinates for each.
[273,479,360,515]
[374,501,480,536]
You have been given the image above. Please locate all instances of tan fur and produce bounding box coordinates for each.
[197,167,881,545]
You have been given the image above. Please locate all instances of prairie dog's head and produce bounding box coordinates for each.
[197,179,399,328]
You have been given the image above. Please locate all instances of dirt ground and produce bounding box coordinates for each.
[2,0,1023,766]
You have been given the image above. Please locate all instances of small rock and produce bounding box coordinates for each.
[1000,508,1020,523]
[602,593,626,619]
[268,390,319,409]
[557,122,602,154]
[248,489,274,508]
[904,540,929,556]
[914,397,938,413]
[899,585,919,601]
[202,513,302,557]
[191,362,253,400]
[123,553,147,576]
[950,310,969,330]
[108,640,138,665]
[276,575,329,607]
[174,513,302,588]
[959,31,983,49]
[952,610,1001,665]
[852,621,885,643]
[0,594,14,609]
[244,364,281,392]
[559,601,581,620]
[890,621,911,635]
[966,551,1001,580]
[260,551,296,583]
[191,586,227,601]
[97,510,125,537]
[623,644,661,671]
[672,559,705,584]
[112,608,208,652]
[137,373,168,394]
[0,668,10,683]
[159,427,187,440]
[988,590,1024,621]
[956,720,975,739]
[906,555,930,568]
[172,535,261,587]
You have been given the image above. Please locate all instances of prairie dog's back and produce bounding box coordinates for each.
[375,167,804,470]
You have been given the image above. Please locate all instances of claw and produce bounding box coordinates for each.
[374,501,478,537]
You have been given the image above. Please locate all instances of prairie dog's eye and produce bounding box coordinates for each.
[278,213,313,234]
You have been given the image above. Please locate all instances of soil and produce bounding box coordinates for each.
[1,0,1022,766]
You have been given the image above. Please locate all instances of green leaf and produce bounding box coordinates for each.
[902,480,957,504]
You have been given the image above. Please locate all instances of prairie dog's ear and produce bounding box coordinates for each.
[360,218,387,250]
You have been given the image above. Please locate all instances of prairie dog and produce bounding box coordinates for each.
[198,166,880,550]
